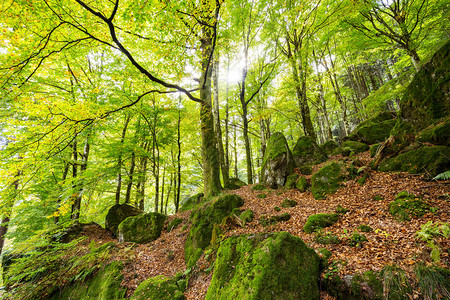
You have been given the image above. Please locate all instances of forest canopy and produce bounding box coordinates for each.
[0,0,448,255]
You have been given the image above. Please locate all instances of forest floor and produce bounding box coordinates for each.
[83,152,449,299]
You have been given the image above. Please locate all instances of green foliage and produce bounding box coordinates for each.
[132,275,185,300]
[380,265,413,300]
[416,221,449,263]
[281,199,297,208]
[358,225,373,233]
[303,213,339,233]
[314,230,341,245]
[348,232,368,248]
[259,213,291,227]
[311,163,344,200]
[414,263,450,300]
[433,170,450,180]
[256,193,267,199]
[167,218,183,233]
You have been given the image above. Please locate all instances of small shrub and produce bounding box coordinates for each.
[358,224,373,233]
[349,232,368,247]
[314,230,341,245]
[416,221,449,263]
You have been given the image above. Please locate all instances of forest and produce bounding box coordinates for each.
[0,0,449,299]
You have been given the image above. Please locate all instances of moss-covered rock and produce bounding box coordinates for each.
[118,212,166,244]
[347,112,396,145]
[389,197,430,221]
[132,275,184,300]
[284,174,299,189]
[184,194,244,267]
[399,41,450,131]
[299,165,313,175]
[292,136,328,168]
[240,210,254,225]
[341,141,370,156]
[105,204,142,236]
[49,261,126,300]
[303,213,339,233]
[259,213,291,226]
[261,132,295,189]
[323,271,383,300]
[179,193,205,212]
[378,145,450,177]
[167,218,183,233]
[370,143,380,158]
[205,232,321,300]
[281,199,297,208]
[321,140,339,156]
[416,117,450,146]
[226,177,247,190]
[314,231,341,245]
[311,162,345,200]
[296,176,308,192]
[252,183,266,190]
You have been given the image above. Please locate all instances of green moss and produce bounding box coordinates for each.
[349,232,368,247]
[239,210,254,225]
[252,183,266,191]
[335,205,349,215]
[292,136,328,167]
[256,193,267,198]
[205,232,320,300]
[379,145,450,177]
[261,132,292,171]
[370,143,380,158]
[226,178,247,190]
[281,199,297,208]
[358,225,373,232]
[317,248,332,260]
[296,176,308,192]
[284,174,299,189]
[311,162,344,200]
[299,165,313,175]
[342,141,370,156]
[416,118,450,146]
[167,218,183,233]
[274,206,281,212]
[260,213,291,226]
[118,212,167,244]
[356,119,397,144]
[179,193,205,212]
[49,261,126,300]
[373,195,384,201]
[396,191,415,200]
[389,198,430,221]
[357,173,369,186]
[321,140,339,156]
[132,275,184,300]
[314,231,341,245]
[303,213,339,233]
[184,194,244,267]
[357,111,396,129]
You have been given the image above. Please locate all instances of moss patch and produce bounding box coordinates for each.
[341,141,370,156]
[105,204,142,236]
[167,218,183,233]
[284,174,299,189]
[132,275,184,300]
[321,140,339,156]
[351,117,396,145]
[292,136,328,167]
[303,213,339,233]
[389,198,430,221]
[311,162,345,200]
[226,178,247,190]
[416,117,450,146]
[205,232,320,300]
[281,199,297,208]
[252,183,266,191]
[259,213,291,226]
[239,210,254,225]
[179,193,205,212]
[370,143,380,158]
[184,194,244,267]
[379,145,450,177]
[358,225,373,233]
[118,212,166,244]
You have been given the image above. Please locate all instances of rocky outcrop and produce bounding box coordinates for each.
[118,212,167,244]
[292,136,328,168]
[261,132,295,189]
[105,204,142,236]
[311,162,345,200]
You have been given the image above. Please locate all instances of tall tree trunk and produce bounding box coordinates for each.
[225,56,230,177]
[125,151,135,204]
[212,57,229,187]
[0,170,20,256]
[233,123,238,178]
[55,159,70,224]
[175,103,182,212]
[116,114,131,204]
[165,173,172,215]
[199,25,222,198]
[160,166,165,214]
[72,135,90,221]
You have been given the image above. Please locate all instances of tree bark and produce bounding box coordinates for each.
[116,114,131,204]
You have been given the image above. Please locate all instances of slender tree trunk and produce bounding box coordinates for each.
[175,103,182,212]
[160,167,165,214]
[116,114,131,204]
[72,135,90,221]
[233,123,238,178]
[0,170,20,256]
[125,151,135,204]
[165,173,172,215]
[55,159,70,224]
[225,56,230,176]
[212,57,229,187]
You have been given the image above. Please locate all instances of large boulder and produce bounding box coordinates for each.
[226,177,247,190]
[347,111,396,144]
[132,275,185,300]
[416,117,450,146]
[261,132,295,189]
[292,136,328,168]
[105,203,142,236]
[179,193,204,212]
[118,212,167,244]
[311,162,345,200]
[184,194,244,267]
[205,232,320,300]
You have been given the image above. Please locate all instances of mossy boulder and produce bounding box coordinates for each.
[341,141,370,156]
[132,275,184,300]
[416,117,450,146]
[399,41,450,131]
[226,177,247,190]
[292,136,328,168]
[378,145,450,177]
[311,162,345,200]
[281,199,297,208]
[205,232,321,300]
[284,174,299,189]
[347,111,396,144]
[167,218,183,233]
[105,204,142,236]
[118,212,167,244]
[389,195,430,221]
[261,132,295,189]
[259,213,291,226]
[184,194,244,267]
[370,143,380,158]
[321,140,339,156]
[240,210,254,225]
[303,213,339,233]
[252,183,266,191]
[48,261,126,300]
[179,193,205,212]
[296,176,308,192]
